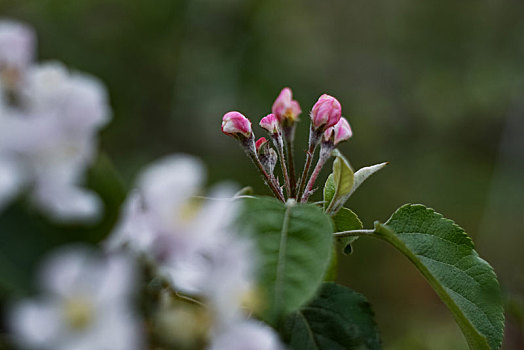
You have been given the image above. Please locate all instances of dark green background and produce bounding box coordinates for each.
[1,0,523,348]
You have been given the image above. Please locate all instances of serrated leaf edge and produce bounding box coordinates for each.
[374,203,504,350]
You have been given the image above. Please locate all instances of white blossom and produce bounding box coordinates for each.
[0,45,110,221]
[22,62,110,131]
[106,154,205,255]
[9,246,143,350]
[107,155,253,306]
[0,156,24,210]
[0,19,35,71]
[21,63,109,221]
[106,154,264,335]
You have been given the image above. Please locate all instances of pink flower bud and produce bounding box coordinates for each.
[221,111,252,138]
[259,114,280,134]
[323,117,352,145]
[271,87,301,123]
[255,137,268,153]
[310,94,342,131]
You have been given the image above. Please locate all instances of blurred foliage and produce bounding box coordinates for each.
[1,0,523,348]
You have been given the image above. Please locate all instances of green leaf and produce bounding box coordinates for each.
[325,161,387,215]
[332,207,363,232]
[237,197,333,325]
[323,245,338,282]
[349,162,388,198]
[324,174,364,254]
[374,204,504,350]
[323,174,336,211]
[332,207,363,255]
[332,150,354,199]
[281,282,381,350]
[324,208,363,279]
[324,151,354,214]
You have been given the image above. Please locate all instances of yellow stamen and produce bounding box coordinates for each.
[63,297,94,331]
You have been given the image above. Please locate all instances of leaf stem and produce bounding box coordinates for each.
[333,229,375,237]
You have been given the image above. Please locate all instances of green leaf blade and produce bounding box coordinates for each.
[349,162,388,198]
[323,174,335,211]
[332,207,363,232]
[375,204,504,350]
[237,197,334,325]
[332,150,354,200]
[324,158,387,215]
[281,282,382,350]
[332,207,363,254]
[324,151,354,214]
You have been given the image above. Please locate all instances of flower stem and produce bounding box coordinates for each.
[248,151,284,202]
[272,133,291,198]
[282,125,297,198]
[300,143,333,202]
[297,127,321,199]
[243,137,284,202]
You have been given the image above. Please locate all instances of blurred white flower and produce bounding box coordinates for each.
[107,156,252,306]
[9,246,143,350]
[0,19,35,75]
[0,19,111,222]
[0,156,24,210]
[19,63,110,221]
[106,154,205,255]
[106,155,275,345]
[22,62,110,131]
[159,210,255,325]
[209,320,284,350]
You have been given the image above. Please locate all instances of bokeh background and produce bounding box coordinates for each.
[1,0,523,348]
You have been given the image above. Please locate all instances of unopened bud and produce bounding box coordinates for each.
[259,114,280,134]
[256,139,277,175]
[255,137,269,153]
[264,148,278,175]
[272,87,301,124]
[221,111,252,139]
[323,117,352,146]
[310,94,341,131]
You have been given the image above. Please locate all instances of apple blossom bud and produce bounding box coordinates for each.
[310,94,342,131]
[259,114,279,134]
[221,112,252,139]
[255,137,277,175]
[260,148,277,176]
[255,137,268,153]
[323,117,352,146]
[271,87,301,124]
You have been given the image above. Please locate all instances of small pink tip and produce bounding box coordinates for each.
[255,137,268,152]
[221,111,252,138]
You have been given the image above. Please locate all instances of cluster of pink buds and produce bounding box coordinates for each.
[221,87,352,203]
